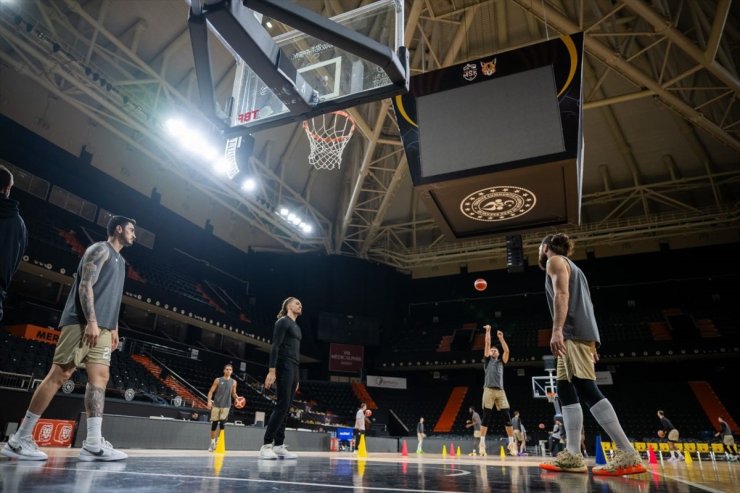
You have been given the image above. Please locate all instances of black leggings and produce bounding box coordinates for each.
[263,361,299,447]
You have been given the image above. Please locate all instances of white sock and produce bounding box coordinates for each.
[508,436,514,444]
[589,399,634,453]
[562,403,583,455]
[481,436,486,446]
[16,411,41,438]
[86,417,102,444]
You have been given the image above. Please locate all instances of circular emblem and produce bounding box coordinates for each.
[61,380,75,394]
[173,396,183,407]
[460,186,537,222]
[124,388,135,401]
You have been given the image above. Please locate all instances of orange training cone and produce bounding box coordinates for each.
[648,445,657,464]
[401,439,408,457]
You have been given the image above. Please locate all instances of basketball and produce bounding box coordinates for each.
[657,430,665,438]
[365,409,372,417]
[474,278,487,291]
[234,396,246,409]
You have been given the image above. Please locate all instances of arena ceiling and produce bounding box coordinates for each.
[0,0,738,277]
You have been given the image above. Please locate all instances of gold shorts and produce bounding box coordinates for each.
[210,407,229,421]
[513,430,524,441]
[473,430,481,438]
[667,429,679,442]
[556,339,597,381]
[723,435,735,446]
[53,324,113,368]
[482,387,510,411]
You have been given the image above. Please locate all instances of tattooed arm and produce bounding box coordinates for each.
[79,242,110,348]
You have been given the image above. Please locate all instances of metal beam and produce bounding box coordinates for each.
[704,0,732,62]
[620,0,739,95]
[511,0,740,152]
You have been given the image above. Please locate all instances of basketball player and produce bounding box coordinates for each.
[538,233,645,476]
[478,325,517,456]
[2,216,135,461]
[354,403,367,451]
[416,416,426,454]
[657,410,684,462]
[511,410,525,455]
[260,297,302,460]
[715,416,738,460]
[206,363,241,452]
[465,407,482,455]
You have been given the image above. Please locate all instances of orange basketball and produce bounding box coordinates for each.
[474,278,487,291]
[365,409,372,417]
[234,396,246,409]
[657,430,665,438]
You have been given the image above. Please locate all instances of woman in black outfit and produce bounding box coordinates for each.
[259,297,302,460]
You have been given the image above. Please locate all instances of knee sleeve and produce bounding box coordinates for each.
[557,380,579,406]
[571,377,605,408]
[500,409,512,427]
[481,408,496,428]
[219,420,226,430]
[211,421,219,432]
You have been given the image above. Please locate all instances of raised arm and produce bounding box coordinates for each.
[546,256,570,357]
[483,324,492,357]
[498,330,510,364]
[79,243,110,348]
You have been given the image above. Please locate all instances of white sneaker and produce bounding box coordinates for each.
[273,444,297,459]
[259,444,278,460]
[208,440,216,452]
[78,438,128,461]
[508,442,518,456]
[479,443,487,456]
[1,434,48,461]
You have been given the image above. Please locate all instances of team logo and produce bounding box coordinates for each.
[124,388,135,401]
[39,424,53,442]
[61,380,75,394]
[173,396,183,407]
[480,58,497,76]
[462,63,478,81]
[55,424,73,442]
[460,186,537,222]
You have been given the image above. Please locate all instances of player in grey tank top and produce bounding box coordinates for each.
[538,233,645,476]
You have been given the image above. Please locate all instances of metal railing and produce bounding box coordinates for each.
[0,371,33,391]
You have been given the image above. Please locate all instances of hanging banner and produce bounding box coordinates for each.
[366,375,407,390]
[329,344,364,373]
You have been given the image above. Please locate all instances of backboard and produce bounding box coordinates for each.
[229,0,402,129]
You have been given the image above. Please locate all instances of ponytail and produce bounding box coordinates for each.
[277,297,296,319]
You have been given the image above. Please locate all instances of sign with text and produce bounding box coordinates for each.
[366,375,407,390]
[7,324,61,345]
[32,419,76,447]
[329,344,364,373]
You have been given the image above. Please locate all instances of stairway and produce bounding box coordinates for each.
[434,386,468,433]
[688,381,738,434]
[131,354,207,409]
[351,382,378,410]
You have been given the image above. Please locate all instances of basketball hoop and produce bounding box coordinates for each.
[303,110,356,170]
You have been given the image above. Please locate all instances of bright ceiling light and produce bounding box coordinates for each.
[241,178,257,192]
[165,118,185,135]
[279,207,289,216]
[213,159,231,175]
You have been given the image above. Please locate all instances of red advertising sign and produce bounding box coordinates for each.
[329,344,364,373]
[32,419,76,447]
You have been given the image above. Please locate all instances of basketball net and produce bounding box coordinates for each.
[303,110,356,171]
